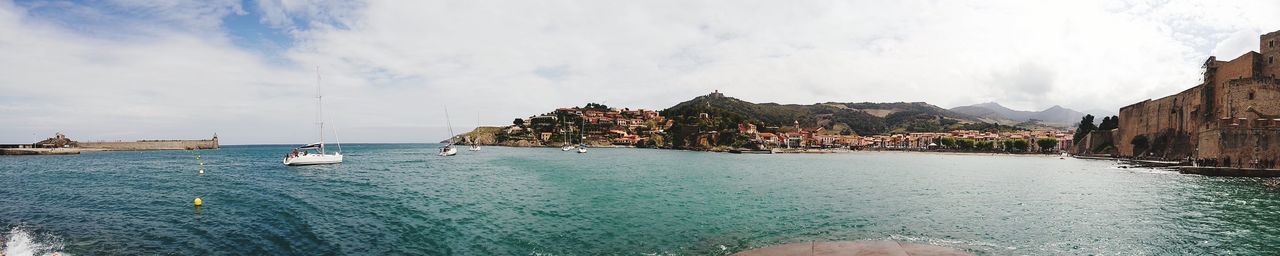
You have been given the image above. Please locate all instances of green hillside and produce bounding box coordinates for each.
[660,94,1001,136]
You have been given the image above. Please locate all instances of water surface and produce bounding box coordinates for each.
[2,144,1279,255]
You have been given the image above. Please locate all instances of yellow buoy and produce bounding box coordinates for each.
[193,197,203,206]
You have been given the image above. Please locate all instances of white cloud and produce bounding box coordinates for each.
[1211,29,1262,59]
[2,0,1279,143]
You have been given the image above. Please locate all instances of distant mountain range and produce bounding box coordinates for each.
[659,94,1020,136]
[948,102,1088,126]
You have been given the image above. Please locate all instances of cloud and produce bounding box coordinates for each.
[988,62,1057,106]
[2,0,1280,143]
[1211,29,1262,59]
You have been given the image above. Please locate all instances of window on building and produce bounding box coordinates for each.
[1249,92,1255,100]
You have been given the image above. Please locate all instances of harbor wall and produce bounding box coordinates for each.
[79,138,218,150]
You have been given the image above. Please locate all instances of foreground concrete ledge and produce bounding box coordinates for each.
[1177,166,1280,177]
[732,240,973,256]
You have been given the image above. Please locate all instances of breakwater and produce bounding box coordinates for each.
[78,139,218,150]
[0,148,82,155]
[5,133,220,153]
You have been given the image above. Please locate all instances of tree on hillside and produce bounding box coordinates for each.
[1097,115,1119,130]
[584,103,610,110]
[1072,114,1096,145]
[513,118,525,127]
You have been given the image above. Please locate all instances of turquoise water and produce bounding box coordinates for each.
[2,144,1280,255]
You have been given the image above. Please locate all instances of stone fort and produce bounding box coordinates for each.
[1117,29,1280,166]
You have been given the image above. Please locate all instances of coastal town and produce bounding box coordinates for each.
[468,97,1075,154]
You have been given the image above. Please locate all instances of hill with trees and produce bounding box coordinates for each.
[660,93,1019,136]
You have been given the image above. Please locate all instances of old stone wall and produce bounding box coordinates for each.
[79,139,218,150]
[1117,85,1203,158]
[1118,78,1280,161]
[1197,129,1280,168]
[1213,53,1260,118]
[1222,78,1280,120]
[1114,30,1280,162]
[1262,31,1279,78]
[1072,129,1117,155]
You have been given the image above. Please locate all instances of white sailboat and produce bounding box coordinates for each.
[439,144,458,156]
[561,117,574,151]
[284,67,343,166]
[439,106,458,156]
[577,117,588,154]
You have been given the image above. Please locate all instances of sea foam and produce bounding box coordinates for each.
[3,226,65,256]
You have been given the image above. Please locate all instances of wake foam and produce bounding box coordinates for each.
[3,226,65,256]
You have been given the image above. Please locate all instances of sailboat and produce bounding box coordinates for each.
[561,117,574,151]
[439,106,458,156]
[576,117,588,154]
[468,114,481,151]
[283,67,344,166]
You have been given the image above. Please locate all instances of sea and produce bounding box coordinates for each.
[2,144,1279,255]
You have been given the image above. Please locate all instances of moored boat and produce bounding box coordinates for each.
[284,143,344,165]
[284,67,343,166]
[439,144,458,156]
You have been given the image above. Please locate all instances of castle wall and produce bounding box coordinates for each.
[1117,85,1203,158]
[1214,53,1260,118]
[1196,79,1280,161]
[1221,78,1280,120]
[1113,30,1280,163]
[1118,77,1280,161]
[1262,31,1279,79]
[1071,129,1117,155]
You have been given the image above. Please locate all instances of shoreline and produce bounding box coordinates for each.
[472,143,1069,157]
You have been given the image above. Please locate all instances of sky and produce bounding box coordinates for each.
[1,0,1278,144]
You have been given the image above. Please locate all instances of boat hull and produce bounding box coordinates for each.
[439,147,458,156]
[283,154,343,166]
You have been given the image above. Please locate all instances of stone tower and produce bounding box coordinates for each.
[1263,30,1280,79]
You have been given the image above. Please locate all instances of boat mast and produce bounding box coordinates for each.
[444,106,455,144]
[316,66,325,154]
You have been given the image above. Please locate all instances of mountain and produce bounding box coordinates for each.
[660,93,1009,137]
[949,102,1086,126]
